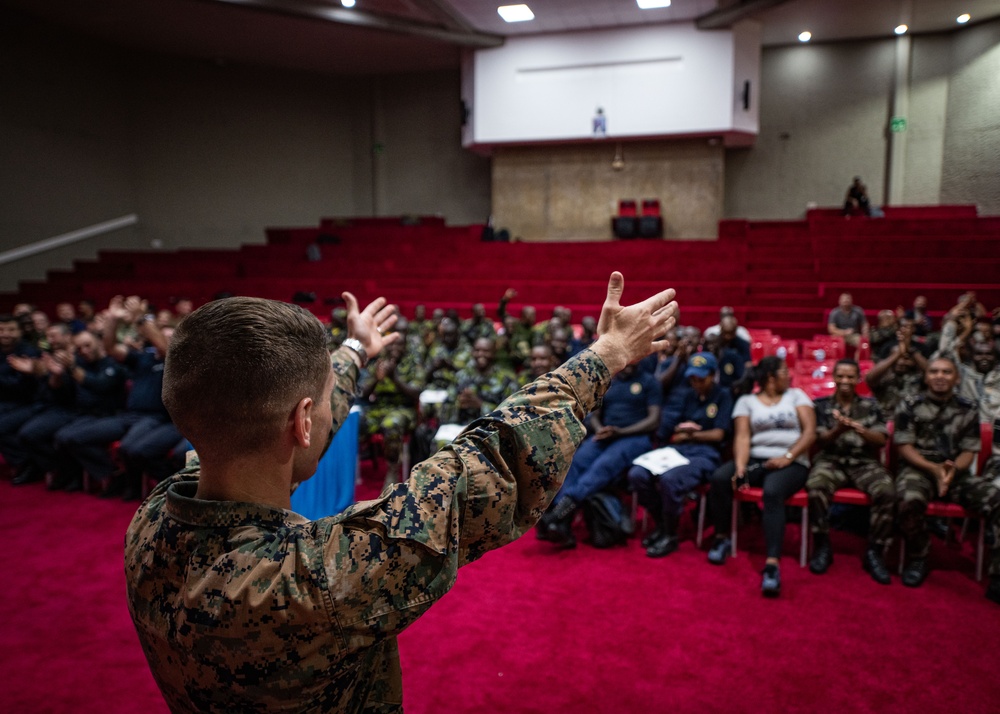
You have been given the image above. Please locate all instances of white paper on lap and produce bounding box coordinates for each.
[632,447,691,476]
[419,389,449,405]
[434,423,465,444]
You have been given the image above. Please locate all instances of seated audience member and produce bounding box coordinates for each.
[461,303,496,344]
[329,307,348,348]
[944,291,987,322]
[865,330,927,416]
[1,315,42,482]
[937,304,975,360]
[905,295,933,338]
[172,297,194,321]
[894,356,1000,603]
[439,338,518,432]
[497,288,535,362]
[961,342,1000,423]
[628,353,733,557]
[703,306,752,343]
[806,359,893,584]
[77,299,96,325]
[827,292,869,348]
[30,310,51,346]
[705,356,816,597]
[424,318,471,392]
[547,326,572,365]
[655,327,699,410]
[17,312,42,350]
[870,310,899,361]
[360,337,426,488]
[494,314,523,372]
[97,304,180,500]
[569,315,598,358]
[49,331,129,492]
[540,363,662,549]
[519,344,558,388]
[842,176,871,217]
[56,302,86,334]
[713,315,752,390]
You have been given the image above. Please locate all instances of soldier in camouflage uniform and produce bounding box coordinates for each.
[359,338,426,487]
[519,344,558,388]
[460,303,496,345]
[894,355,1000,602]
[439,338,518,428]
[423,318,471,392]
[865,329,927,415]
[806,359,894,584]
[329,307,348,349]
[125,275,678,712]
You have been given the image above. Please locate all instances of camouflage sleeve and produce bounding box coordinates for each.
[318,349,611,642]
[892,398,916,445]
[330,347,360,436]
[957,407,981,455]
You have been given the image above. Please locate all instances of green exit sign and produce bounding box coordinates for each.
[890,116,907,133]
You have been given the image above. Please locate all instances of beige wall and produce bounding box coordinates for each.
[492,140,724,241]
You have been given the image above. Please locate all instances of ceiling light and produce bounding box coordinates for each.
[341,0,355,7]
[498,4,534,22]
[798,31,811,43]
[637,0,672,8]
[957,14,971,24]
[894,24,908,35]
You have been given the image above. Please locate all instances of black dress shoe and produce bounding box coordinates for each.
[809,534,833,575]
[641,528,665,549]
[11,464,42,486]
[100,474,128,499]
[902,558,929,588]
[645,534,679,558]
[862,547,892,585]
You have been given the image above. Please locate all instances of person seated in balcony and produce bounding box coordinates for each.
[628,353,732,558]
[705,356,816,597]
[360,337,426,488]
[865,322,927,416]
[894,355,1000,604]
[539,363,661,549]
[827,292,869,349]
[806,359,894,584]
[842,176,871,217]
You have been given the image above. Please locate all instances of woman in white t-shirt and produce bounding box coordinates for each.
[705,356,816,597]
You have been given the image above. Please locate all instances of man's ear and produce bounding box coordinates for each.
[292,397,314,448]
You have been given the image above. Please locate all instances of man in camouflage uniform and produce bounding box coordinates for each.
[439,338,518,428]
[894,355,1000,602]
[329,307,348,348]
[865,325,927,415]
[806,359,894,584]
[124,275,678,712]
[423,318,471,392]
[359,338,426,487]
[460,303,496,345]
[519,344,559,388]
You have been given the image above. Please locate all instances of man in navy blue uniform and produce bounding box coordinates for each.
[0,314,41,483]
[541,362,661,548]
[628,353,733,557]
[714,315,752,390]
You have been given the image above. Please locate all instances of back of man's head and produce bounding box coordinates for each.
[163,297,330,461]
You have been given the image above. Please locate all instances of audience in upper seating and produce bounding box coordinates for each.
[843,176,872,217]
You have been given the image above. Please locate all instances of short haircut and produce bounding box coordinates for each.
[0,313,16,324]
[752,355,785,389]
[163,297,331,460]
[834,358,860,374]
[928,354,959,372]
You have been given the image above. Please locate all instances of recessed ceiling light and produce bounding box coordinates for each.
[957,14,971,24]
[798,31,811,43]
[637,0,671,8]
[894,24,908,35]
[498,4,534,22]
[341,0,355,7]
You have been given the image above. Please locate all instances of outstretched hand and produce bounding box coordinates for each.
[592,272,678,374]
[342,292,400,361]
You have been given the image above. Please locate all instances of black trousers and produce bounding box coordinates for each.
[708,458,809,559]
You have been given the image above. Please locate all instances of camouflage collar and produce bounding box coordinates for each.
[164,473,309,529]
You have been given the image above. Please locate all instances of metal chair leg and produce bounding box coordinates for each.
[730,495,739,558]
[696,492,707,549]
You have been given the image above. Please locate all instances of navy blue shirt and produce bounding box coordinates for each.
[601,370,661,428]
[717,337,751,388]
[125,349,168,415]
[0,341,40,403]
[75,355,127,415]
[659,383,734,452]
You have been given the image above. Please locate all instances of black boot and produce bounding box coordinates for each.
[641,513,666,549]
[809,533,833,575]
[862,546,892,585]
[646,514,679,558]
[11,463,43,486]
[101,472,128,499]
[902,558,929,588]
[985,577,1000,605]
[546,498,577,549]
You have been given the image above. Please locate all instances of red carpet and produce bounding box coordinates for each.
[3,474,999,713]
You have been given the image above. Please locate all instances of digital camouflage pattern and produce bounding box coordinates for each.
[439,364,519,425]
[893,392,1000,574]
[125,346,611,713]
[362,351,426,438]
[806,396,894,545]
[423,342,472,391]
